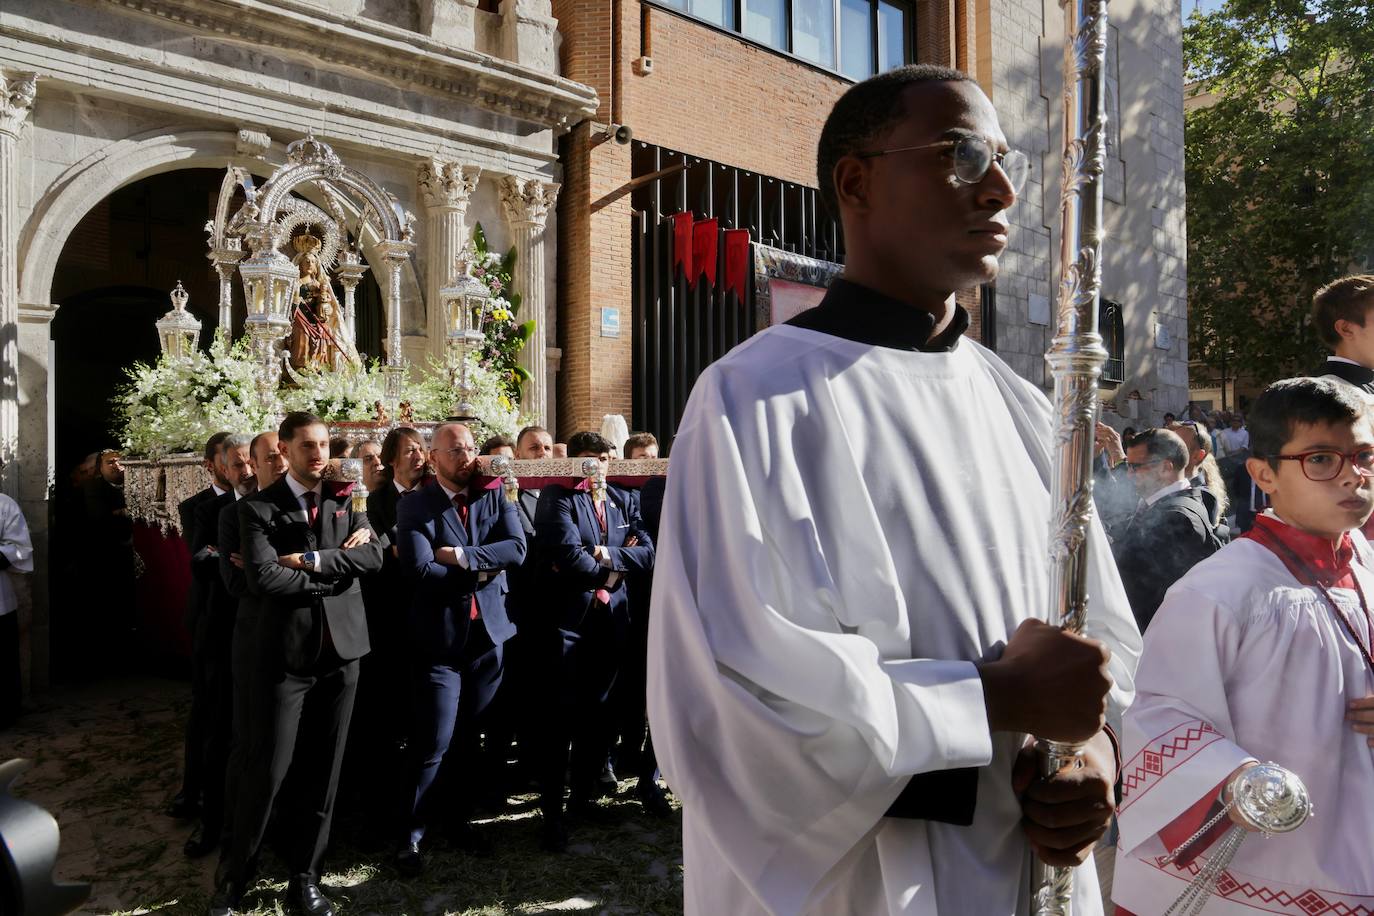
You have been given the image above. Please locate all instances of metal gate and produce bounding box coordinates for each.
[629,142,844,449]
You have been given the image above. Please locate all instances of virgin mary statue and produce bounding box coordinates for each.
[287,232,358,370]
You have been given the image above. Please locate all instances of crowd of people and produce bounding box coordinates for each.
[156,417,666,915]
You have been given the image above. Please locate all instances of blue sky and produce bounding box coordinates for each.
[1182,0,1227,13]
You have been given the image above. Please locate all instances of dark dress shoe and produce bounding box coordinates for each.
[444,821,494,857]
[540,818,569,853]
[166,792,201,820]
[393,841,424,877]
[637,780,672,819]
[596,761,618,796]
[184,822,219,858]
[206,878,243,916]
[286,876,336,916]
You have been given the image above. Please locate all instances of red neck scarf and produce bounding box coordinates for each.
[1242,513,1357,589]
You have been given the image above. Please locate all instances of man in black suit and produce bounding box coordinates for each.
[210,413,382,916]
[1111,427,1224,632]
[170,431,232,821]
[1311,274,1374,397]
[217,430,286,853]
[475,425,554,807]
[392,423,526,876]
[184,434,256,859]
[534,431,655,851]
[345,425,428,837]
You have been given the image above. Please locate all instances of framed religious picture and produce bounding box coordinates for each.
[751,244,843,330]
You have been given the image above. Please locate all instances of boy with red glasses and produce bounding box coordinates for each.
[1113,376,1374,914]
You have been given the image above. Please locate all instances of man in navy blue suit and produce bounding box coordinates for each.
[534,431,656,851]
[393,422,526,877]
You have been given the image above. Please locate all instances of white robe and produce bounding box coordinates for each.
[1113,524,1374,914]
[0,493,33,617]
[647,324,1142,915]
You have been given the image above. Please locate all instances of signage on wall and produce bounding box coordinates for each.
[601,307,620,338]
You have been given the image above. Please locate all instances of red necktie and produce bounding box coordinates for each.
[593,497,611,606]
[453,493,478,621]
[303,490,319,529]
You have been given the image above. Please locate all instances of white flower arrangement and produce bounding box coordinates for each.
[114,336,526,457]
[113,333,279,458]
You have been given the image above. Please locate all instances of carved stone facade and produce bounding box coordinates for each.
[1,0,595,690]
[499,176,560,427]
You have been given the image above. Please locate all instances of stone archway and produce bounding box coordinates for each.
[14,129,419,687]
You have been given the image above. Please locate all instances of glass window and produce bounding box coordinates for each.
[691,0,733,29]
[743,0,787,51]
[877,0,909,72]
[838,0,873,80]
[791,0,836,68]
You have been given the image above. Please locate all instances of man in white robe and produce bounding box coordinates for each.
[1113,377,1374,914]
[647,66,1142,915]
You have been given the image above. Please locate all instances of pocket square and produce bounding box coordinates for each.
[334,509,347,518]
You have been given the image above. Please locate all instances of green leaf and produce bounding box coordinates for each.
[516,320,535,345]
[502,245,517,275]
[472,222,488,255]
[508,291,522,314]
[512,365,531,383]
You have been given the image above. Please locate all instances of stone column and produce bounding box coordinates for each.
[0,73,36,498]
[17,302,56,692]
[418,159,481,363]
[500,176,559,425]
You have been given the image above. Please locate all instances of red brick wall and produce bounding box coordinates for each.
[555,0,965,438]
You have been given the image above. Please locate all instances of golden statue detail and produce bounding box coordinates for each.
[287,233,357,370]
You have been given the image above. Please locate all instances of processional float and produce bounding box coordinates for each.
[1034,0,1310,911]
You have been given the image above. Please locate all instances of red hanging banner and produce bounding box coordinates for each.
[723,229,751,302]
[692,218,719,288]
[671,212,694,280]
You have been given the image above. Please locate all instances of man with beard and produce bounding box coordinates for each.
[211,413,381,916]
[392,423,525,875]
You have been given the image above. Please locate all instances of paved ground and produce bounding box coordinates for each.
[3,677,1116,915]
[3,677,683,915]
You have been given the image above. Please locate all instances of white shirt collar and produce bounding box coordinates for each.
[437,480,464,503]
[1145,477,1191,507]
[1328,356,1366,367]
[284,473,322,503]
[394,478,414,495]
[211,484,227,497]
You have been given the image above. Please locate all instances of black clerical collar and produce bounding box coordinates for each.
[785,277,969,352]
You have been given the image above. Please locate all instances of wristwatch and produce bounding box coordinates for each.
[302,551,317,572]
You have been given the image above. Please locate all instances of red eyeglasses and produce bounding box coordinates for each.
[1271,448,1374,482]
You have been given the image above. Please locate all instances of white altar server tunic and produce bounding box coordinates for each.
[1113,514,1374,915]
[647,313,1141,915]
[0,493,33,616]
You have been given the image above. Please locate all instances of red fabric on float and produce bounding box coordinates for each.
[133,521,193,662]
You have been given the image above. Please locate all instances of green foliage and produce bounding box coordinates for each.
[470,222,529,406]
[1185,0,1374,382]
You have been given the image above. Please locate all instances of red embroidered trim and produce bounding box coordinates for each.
[1143,856,1374,914]
[1119,720,1222,812]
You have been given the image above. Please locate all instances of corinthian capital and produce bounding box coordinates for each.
[500,176,560,229]
[418,159,482,212]
[0,72,37,140]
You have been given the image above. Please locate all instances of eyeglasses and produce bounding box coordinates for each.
[1125,458,1165,472]
[438,446,479,457]
[857,137,1030,195]
[1271,448,1374,482]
